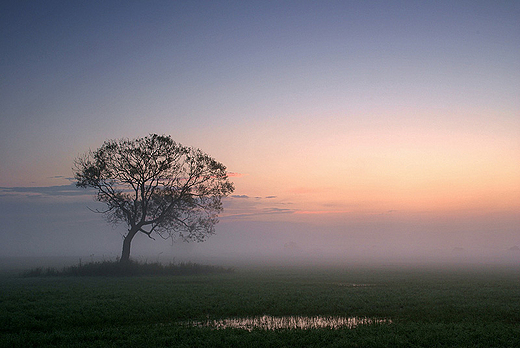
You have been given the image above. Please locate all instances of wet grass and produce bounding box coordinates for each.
[1,265,519,347]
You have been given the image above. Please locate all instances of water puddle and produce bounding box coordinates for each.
[330,282,375,287]
[190,315,391,331]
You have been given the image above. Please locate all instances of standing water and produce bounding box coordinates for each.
[191,315,391,331]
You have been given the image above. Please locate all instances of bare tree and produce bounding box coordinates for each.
[73,134,234,262]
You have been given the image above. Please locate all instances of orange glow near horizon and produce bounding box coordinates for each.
[227,114,520,219]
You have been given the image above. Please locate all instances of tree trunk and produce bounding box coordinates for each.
[120,227,139,263]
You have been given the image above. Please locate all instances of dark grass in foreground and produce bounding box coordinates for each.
[21,260,234,277]
[2,266,520,347]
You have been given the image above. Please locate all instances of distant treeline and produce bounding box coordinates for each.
[22,260,234,277]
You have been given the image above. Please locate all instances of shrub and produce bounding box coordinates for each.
[22,260,234,277]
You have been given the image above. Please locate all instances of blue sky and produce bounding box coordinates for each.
[1,1,519,264]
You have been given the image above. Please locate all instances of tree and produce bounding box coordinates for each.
[73,134,235,262]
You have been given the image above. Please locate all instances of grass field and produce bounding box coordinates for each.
[1,264,519,347]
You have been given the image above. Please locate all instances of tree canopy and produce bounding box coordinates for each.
[74,134,234,262]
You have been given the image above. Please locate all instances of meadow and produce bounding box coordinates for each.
[1,264,519,347]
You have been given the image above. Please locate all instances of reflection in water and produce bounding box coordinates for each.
[330,283,375,287]
[192,315,391,331]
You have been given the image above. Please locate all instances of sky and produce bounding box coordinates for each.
[1,1,519,266]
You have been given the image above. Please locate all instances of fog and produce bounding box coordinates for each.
[1,191,519,273]
[1,2,519,274]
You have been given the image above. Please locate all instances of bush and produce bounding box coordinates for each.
[21,267,61,277]
[22,260,234,277]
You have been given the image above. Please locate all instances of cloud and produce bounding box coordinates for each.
[0,184,92,197]
[228,195,279,200]
[264,207,294,214]
[221,207,297,219]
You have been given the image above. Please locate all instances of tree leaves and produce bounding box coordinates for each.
[73,134,235,258]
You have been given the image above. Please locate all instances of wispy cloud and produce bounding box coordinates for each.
[265,207,294,214]
[221,207,296,219]
[48,176,75,182]
[0,184,91,197]
[229,194,279,200]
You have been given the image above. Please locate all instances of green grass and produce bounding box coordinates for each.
[1,265,519,347]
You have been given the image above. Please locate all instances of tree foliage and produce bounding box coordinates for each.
[74,134,234,261]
